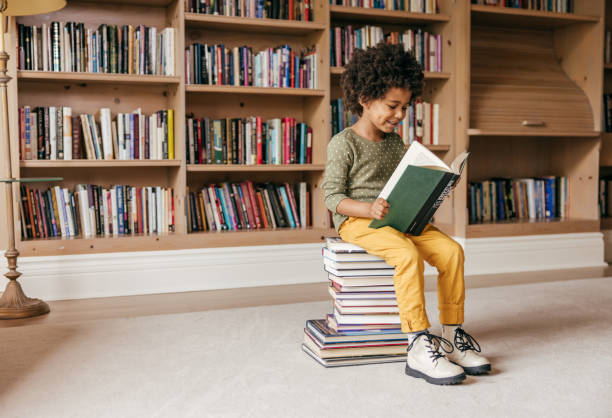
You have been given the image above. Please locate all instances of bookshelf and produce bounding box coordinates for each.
[601,0,612,234]
[466,1,604,238]
[0,0,606,258]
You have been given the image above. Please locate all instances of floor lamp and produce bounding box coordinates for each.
[0,0,66,319]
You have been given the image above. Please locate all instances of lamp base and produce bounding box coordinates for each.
[0,280,50,319]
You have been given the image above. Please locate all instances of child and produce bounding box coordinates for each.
[322,43,490,385]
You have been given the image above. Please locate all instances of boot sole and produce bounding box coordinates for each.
[405,364,466,385]
[459,363,491,375]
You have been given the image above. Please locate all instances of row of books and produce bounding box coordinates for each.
[470,0,573,12]
[19,106,175,161]
[185,44,318,89]
[330,0,438,13]
[20,184,174,240]
[186,0,313,20]
[186,116,312,165]
[603,94,612,132]
[332,98,440,146]
[331,26,442,72]
[468,177,569,224]
[17,22,175,75]
[187,181,310,232]
[599,178,612,218]
[303,237,408,367]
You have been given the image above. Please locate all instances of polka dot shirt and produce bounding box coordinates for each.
[322,127,407,232]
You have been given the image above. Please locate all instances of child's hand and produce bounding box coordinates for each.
[369,198,389,220]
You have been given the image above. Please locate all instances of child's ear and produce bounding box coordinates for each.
[358,97,370,110]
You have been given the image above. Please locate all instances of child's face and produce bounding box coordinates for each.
[360,87,412,135]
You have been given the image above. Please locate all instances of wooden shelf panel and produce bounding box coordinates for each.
[184,13,326,34]
[18,71,181,85]
[467,129,600,138]
[185,85,326,96]
[601,217,612,230]
[330,5,450,24]
[77,0,174,5]
[466,219,599,238]
[187,164,325,172]
[605,63,612,70]
[427,145,451,152]
[20,160,182,168]
[18,228,336,257]
[470,4,600,28]
[601,133,612,166]
[330,67,450,80]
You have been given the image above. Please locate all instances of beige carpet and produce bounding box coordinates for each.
[1,277,612,418]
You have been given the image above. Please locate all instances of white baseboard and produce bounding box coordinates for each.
[0,233,605,301]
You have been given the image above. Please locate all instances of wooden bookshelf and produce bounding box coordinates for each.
[186,164,325,172]
[20,160,182,168]
[599,0,612,239]
[17,227,335,257]
[330,67,451,80]
[466,219,600,238]
[184,13,326,34]
[601,217,612,230]
[17,71,181,86]
[0,0,606,258]
[330,5,450,24]
[185,85,326,96]
[467,0,604,238]
[467,129,601,138]
[471,4,600,28]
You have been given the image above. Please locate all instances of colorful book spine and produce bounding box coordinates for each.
[18,106,174,161]
[187,181,310,233]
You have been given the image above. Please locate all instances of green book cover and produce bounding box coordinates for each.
[369,141,469,235]
[369,166,455,234]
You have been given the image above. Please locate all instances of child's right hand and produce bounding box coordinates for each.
[369,198,389,220]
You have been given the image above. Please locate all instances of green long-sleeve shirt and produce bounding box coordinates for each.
[322,127,407,232]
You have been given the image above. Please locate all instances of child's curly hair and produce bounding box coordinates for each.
[341,43,424,117]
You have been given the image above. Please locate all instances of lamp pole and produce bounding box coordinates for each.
[0,3,50,318]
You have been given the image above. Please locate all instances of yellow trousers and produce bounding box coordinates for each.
[338,217,465,333]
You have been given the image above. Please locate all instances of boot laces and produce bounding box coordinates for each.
[454,327,482,353]
[408,332,454,361]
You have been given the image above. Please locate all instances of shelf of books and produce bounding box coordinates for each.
[467,0,604,238]
[181,0,332,243]
[8,0,188,255]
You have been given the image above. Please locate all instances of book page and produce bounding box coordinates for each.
[378,141,449,199]
[450,151,470,175]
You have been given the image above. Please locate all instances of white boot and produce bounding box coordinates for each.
[405,331,466,385]
[442,325,491,375]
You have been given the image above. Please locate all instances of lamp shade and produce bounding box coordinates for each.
[1,0,66,16]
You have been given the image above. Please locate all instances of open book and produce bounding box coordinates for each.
[369,141,469,235]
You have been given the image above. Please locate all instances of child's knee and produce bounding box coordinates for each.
[386,245,422,268]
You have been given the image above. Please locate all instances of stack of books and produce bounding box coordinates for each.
[302,237,408,367]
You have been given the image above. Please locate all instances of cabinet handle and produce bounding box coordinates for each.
[522,120,546,127]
